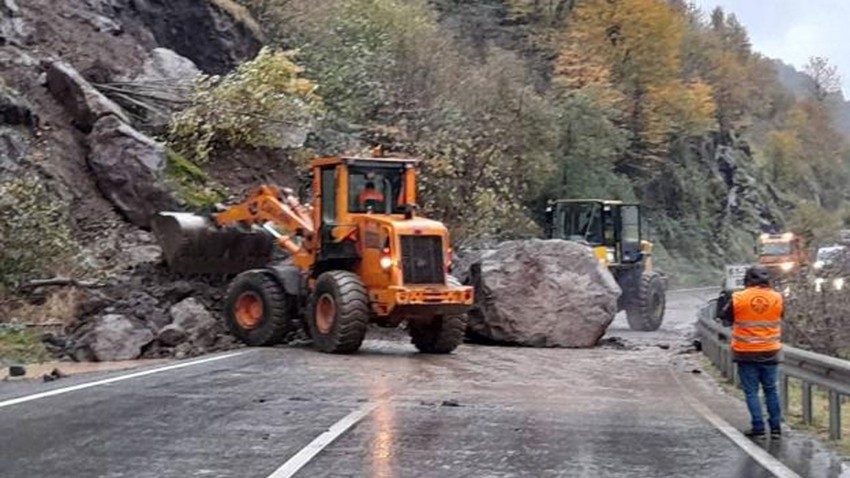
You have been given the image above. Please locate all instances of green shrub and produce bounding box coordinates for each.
[0,177,78,291]
[164,150,228,211]
[169,47,323,163]
[0,326,50,364]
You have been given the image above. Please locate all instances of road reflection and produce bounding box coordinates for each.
[370,378,396,478]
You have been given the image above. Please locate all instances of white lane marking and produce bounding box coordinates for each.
[0,351,248,409]
[266,402,379,478]
[671,370,802,478]
[668,286,718,294]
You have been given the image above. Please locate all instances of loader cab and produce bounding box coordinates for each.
[546,199,643,266]
[310,156,420,270]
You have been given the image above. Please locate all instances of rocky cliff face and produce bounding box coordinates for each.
[642,132,785,271]
[85,0,262,74]
[0,0,264,360]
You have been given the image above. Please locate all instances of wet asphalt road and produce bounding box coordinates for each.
[0,289,847,478]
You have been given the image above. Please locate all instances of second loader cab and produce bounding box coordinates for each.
[547,200,643,267]
[546,199,666,332]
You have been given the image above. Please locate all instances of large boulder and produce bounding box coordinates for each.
[459,240,621,347]
[130,48,200,129]
[74,314,154,361]
[87,115,177,228]
[45,61,130,132]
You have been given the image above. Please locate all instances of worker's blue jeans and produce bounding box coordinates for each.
[737,362,781,432]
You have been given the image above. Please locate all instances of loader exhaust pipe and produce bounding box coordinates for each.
[152,212,275,275]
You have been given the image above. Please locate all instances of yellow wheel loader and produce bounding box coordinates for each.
[545,199,666,331]
[153,155,474,354]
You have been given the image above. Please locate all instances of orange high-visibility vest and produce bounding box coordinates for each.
[358,189,384,206]
[731,286,784,353]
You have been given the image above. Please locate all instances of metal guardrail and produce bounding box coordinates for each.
[697,298,850,440]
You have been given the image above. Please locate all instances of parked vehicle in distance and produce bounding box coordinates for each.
[813,245,847,292]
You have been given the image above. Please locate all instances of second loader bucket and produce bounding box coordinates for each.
[152,212,275,275]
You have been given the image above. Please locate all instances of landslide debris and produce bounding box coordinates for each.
[0,0,265,362]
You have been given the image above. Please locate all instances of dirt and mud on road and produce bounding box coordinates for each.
[0,288,847,478]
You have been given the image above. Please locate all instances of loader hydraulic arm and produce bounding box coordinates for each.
[214,185,315,256]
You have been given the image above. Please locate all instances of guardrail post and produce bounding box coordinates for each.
[802,382,813,425]
[732,359,739,387]
[779,371,789,417]
[829,391,841,440]
[724,348,733,381]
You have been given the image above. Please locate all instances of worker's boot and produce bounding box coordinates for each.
[744,429,766,438]
[770,428,782,438]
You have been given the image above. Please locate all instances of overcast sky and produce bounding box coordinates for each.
[689,0,850,94]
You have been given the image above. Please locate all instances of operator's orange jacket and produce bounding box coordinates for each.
[730,286,783,354]
[358,189,385,206]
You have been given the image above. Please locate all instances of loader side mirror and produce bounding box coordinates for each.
[298,181,313,203]
[403,203,418,220]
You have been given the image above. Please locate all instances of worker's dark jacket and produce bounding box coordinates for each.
[720,286,783,364]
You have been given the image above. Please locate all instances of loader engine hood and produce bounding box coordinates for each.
[356,215,452,286]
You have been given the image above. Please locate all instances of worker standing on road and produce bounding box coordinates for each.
[721,265,784,438]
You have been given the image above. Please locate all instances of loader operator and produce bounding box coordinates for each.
[357,181,385,211]
[720,265,784,439]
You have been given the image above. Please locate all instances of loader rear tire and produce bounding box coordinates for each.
[625,271,665,332]
[224,271,293,346]
[409,315,467,354]
[308,271,369,354]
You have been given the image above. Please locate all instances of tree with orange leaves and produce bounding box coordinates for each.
[554,0,717,165]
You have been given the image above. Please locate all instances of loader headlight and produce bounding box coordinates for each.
[606,248,616,263]
[380,255,394,271]
[815,278,825,292]
[834,278,845,291]
[779,262,795,272]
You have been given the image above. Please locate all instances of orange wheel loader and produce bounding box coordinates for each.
[152,156,473,354]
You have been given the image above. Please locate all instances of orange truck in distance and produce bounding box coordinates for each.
[757,232,809,277]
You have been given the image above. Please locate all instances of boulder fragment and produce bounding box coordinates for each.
[157,324,187,347]
[0,82,36,126]
[87,115,177,228]
[459,240,621,347]
[75,314,154,361]
[138,48,201,83]
[169,298,218,349]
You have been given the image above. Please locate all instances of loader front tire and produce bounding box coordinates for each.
[409,315,467,354]
[625,271,665,332]
[224,271,293,346]
[308,271,369,354]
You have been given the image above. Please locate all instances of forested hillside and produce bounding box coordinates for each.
[224,0,849,283]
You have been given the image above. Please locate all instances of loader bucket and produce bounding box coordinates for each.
[151,212,275,275]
